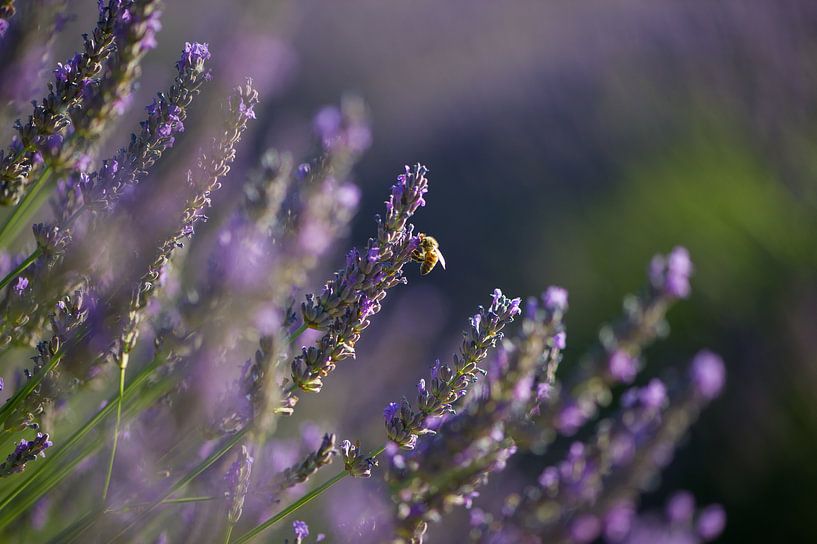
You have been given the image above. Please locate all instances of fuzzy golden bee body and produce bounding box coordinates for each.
[412,233,446,275]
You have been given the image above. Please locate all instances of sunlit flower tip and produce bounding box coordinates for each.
[417,379,427,395]
[608,350,637,383]
[553,331,567,350]
[471,313,482,332]
[542,285,568,312]
[236,96,256,120]
[667,491,696,524]
[491,288,503,307]
[54,61,74,84]
[384,402,400,422]
[639,378,667,408]
[696,505,726,540]
[509,297,522,316]
[293,520,309,539]
[690,350,726,399]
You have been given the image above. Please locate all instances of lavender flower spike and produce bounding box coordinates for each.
[76,39,213,215]
[290,164,430,394]
[385,289,521,450]
[114,79,258,370]
[0,432,53,477]
[299,163,428,331]
[0,1,124,204]
[268,433,338,494]
[70,0,164,144]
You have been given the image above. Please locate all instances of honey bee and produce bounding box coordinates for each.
[412,233,446,275]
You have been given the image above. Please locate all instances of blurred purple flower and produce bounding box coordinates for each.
[696,505,726,541]
[608,350,637,383]
[691,351,726,399]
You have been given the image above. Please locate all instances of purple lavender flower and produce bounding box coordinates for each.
[176,41,211,74]
[639,379,667,409]
[667,491,696,524]
[0,432,53,476]
[608,350,638,383]
[0,0,125,204]
[604,502,636,541]
[649,246,693,299]
[571,514,602,543]
[554,330,567,350]
[696,504,726,540]
[543,285,569,312]
[13,276,28,295]
[690,350,726,399]
[293,520,309,542]
[385,289,521,449]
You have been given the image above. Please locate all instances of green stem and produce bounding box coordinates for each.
[101,362,126,502]
[0,349,63,427]
[105,495,218,514]
[223,522,235,544]
[0,247,41,291]
[0,166,54,250]
[232,470,347,544]
[288,322,309,344]
[0,352,167,527]
[109,427,251,543]
[232,445,387,544]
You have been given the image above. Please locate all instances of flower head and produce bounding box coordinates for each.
[176,42,211,74]
[293,520,309,540]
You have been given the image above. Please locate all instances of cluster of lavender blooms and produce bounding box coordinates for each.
[0,3,727,543]
[380,249,725,544]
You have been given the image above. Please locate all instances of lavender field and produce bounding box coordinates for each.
[0,1,814,542]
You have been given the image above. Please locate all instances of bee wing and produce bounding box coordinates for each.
[436,248,446,269]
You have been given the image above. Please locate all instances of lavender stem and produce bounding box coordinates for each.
[233,444,386,543]
[0,166,53,249]
[100,361,126,503]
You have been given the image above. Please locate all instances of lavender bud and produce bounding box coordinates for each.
[292,520,309,543]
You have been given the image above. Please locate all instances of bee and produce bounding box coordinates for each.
[412,233,446,275]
